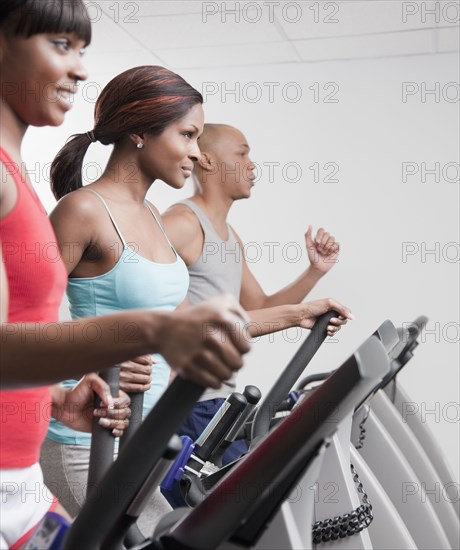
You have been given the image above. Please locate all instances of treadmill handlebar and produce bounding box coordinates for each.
[119,391,145,450]
[251,310,339,441]
[164,336,390,550]
[86,366,120,495]
[64,377,204,549]
[194,392,248,462]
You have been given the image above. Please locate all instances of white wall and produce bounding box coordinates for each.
[24,52,459,478]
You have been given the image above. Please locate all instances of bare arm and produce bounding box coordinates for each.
[240,257,324,310]
[247,299,353,337]
[2,296,253,390]
[163,205,338,311]
[162,204,204,266]
[237,226,339,310]
[162,205,317,309]
[49,190,101,276]
[162,207,349,337]
[1,309,165,388]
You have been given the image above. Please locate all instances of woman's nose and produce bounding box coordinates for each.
[189,141,201,162]
[69,53,88,83]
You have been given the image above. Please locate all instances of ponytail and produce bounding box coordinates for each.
[50,132,93,200]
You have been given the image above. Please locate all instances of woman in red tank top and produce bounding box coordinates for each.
[0,1,250,546]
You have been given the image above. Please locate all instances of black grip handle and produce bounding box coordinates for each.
[378,316,429,395]
[251,310,338,441]
[194,392,248,462]
[413,315,428,334]
[395,315,428,363]
[119,391,144,452]
[243,385,262,405]
[225,385,262,443]
[209,386,262,466]
[86,366,120,497]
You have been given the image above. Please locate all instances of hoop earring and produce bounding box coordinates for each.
[137,143,144,149]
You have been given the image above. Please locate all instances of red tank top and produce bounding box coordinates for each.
[0,148,67,468]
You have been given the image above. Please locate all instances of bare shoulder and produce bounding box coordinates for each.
[163,203,201,233]
[49,188,105,246]
[50,187,103,222]
[162,203,203,257]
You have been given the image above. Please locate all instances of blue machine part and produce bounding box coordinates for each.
[22,512,70,550]
[161,435,195,508]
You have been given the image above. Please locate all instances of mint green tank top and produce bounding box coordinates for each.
[47,189,189,445]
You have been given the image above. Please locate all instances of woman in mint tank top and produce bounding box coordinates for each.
[39,66,204,534]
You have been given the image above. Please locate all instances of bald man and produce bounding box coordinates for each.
[163,124,348,463]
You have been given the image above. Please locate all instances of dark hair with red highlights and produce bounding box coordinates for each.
[51,65,203,199]
[0,0,91,44]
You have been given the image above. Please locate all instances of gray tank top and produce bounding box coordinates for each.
[179,200,243,401]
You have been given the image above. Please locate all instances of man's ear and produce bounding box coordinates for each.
[197,151,214,172]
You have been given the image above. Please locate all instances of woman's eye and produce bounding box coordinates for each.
[183,131,193,138]
[52,39,70,51]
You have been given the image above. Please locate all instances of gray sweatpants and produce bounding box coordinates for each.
[40,438,172,537]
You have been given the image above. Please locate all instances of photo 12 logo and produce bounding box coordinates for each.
[402,2,460,24]
[401,242,459,264]
[402,162,459,183]
[202,2,340,24]
[202,81,340,104]
[402,82,460,103]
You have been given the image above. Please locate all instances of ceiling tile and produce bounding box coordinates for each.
[276,0,445,41]
[126,0,205,17]
[436,26,460,53]
[85,1,454,74]
[89,11,145,52]
[114,10,285,49]
[158,40,299,69]
[294,29,435,61]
